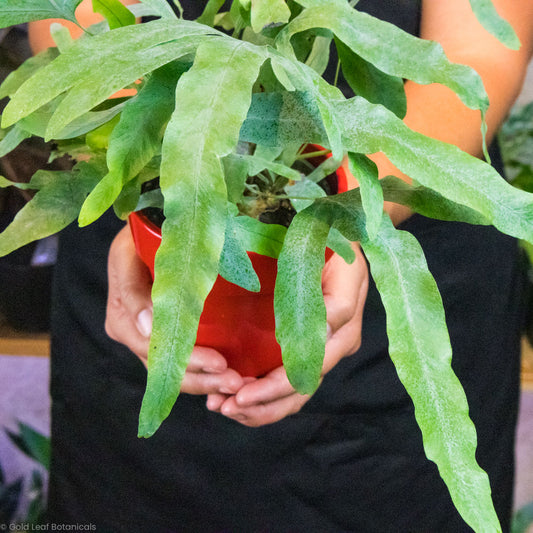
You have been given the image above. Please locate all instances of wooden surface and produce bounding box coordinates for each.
[1,311,533,388]
[0,312,50,357]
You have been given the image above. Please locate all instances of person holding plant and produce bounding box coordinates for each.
[27,0,533,531]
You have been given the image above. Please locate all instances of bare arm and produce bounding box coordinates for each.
[379,0,533,224]
[28,0,139,54]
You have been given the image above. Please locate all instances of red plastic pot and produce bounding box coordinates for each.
[129,153,350,377]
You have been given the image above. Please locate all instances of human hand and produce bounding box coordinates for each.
[105,225,244,395]
[208,244,369,427]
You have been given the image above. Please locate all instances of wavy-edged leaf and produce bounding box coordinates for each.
[240,90,327,147]
[0,160,104,256]
[347,152,382,239]
[361,215,500,532]
[469,0,520,50]
[1,20,219,133]
[268,49,344,160]
[138,39,267,437]
[274,208,329,393]
[232,216,286,258]
[219,213,260,292]
[0,0,83,27]
[275,192,365,391]
[250,0,290,33]
[92,0,136,29]
[277,2,489,113]
[79,62,184,225]
[335,97,533,243]
[381,176,490,225]
[336,38,406,119]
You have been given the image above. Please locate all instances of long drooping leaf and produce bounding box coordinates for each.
[334,97,533,243]
[138,38,267,437]
[78,62,184,225]
[336,38,406,119]
[0,0,83,27]
[468,0,520,50]
[380,176,490,225]
[361,216,500,532]
[1,20,221,135]
[274,208,330,394]
[347,152,382,239]
[277,2,489,113]
[275,192,366,391]
[92,0,136,29]
[0,161,104,256]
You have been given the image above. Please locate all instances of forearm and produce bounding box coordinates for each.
[374,0,533,225]
[28,0,139,54]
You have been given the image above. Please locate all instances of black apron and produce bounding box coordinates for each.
[48,1,525,531]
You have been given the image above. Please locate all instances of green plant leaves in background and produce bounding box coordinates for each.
[0,48,59,100]
[347,152,382,239]
[138,39,267,437]
[92,0,136,30]
[0,125,32,158]
[7,422,50,470]
[1,20,220,135]
[277,1,489,114]
[361,216,500,532]
[0,160,103,256]
[468,0,520,50]
[335,38,406,119]
[250,0,291,33]
[78,62,185,225]
[0,0,83,27]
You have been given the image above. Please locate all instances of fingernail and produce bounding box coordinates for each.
[219,387,238,395]
[137,308,153,338]
[203,366,225,374]
[326,322,333,340]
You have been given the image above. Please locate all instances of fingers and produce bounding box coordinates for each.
[321,244,369,373]
[214,244,369,428]
[207,367,313,427]
[322,243,368,336]
[105,225,153,364]
[181,346,244,396]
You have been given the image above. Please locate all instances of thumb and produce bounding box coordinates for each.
[106,225,153,343]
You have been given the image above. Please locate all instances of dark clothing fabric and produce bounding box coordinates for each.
[47,1,525,532]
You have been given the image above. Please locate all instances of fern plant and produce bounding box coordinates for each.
[0,1,530,530]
